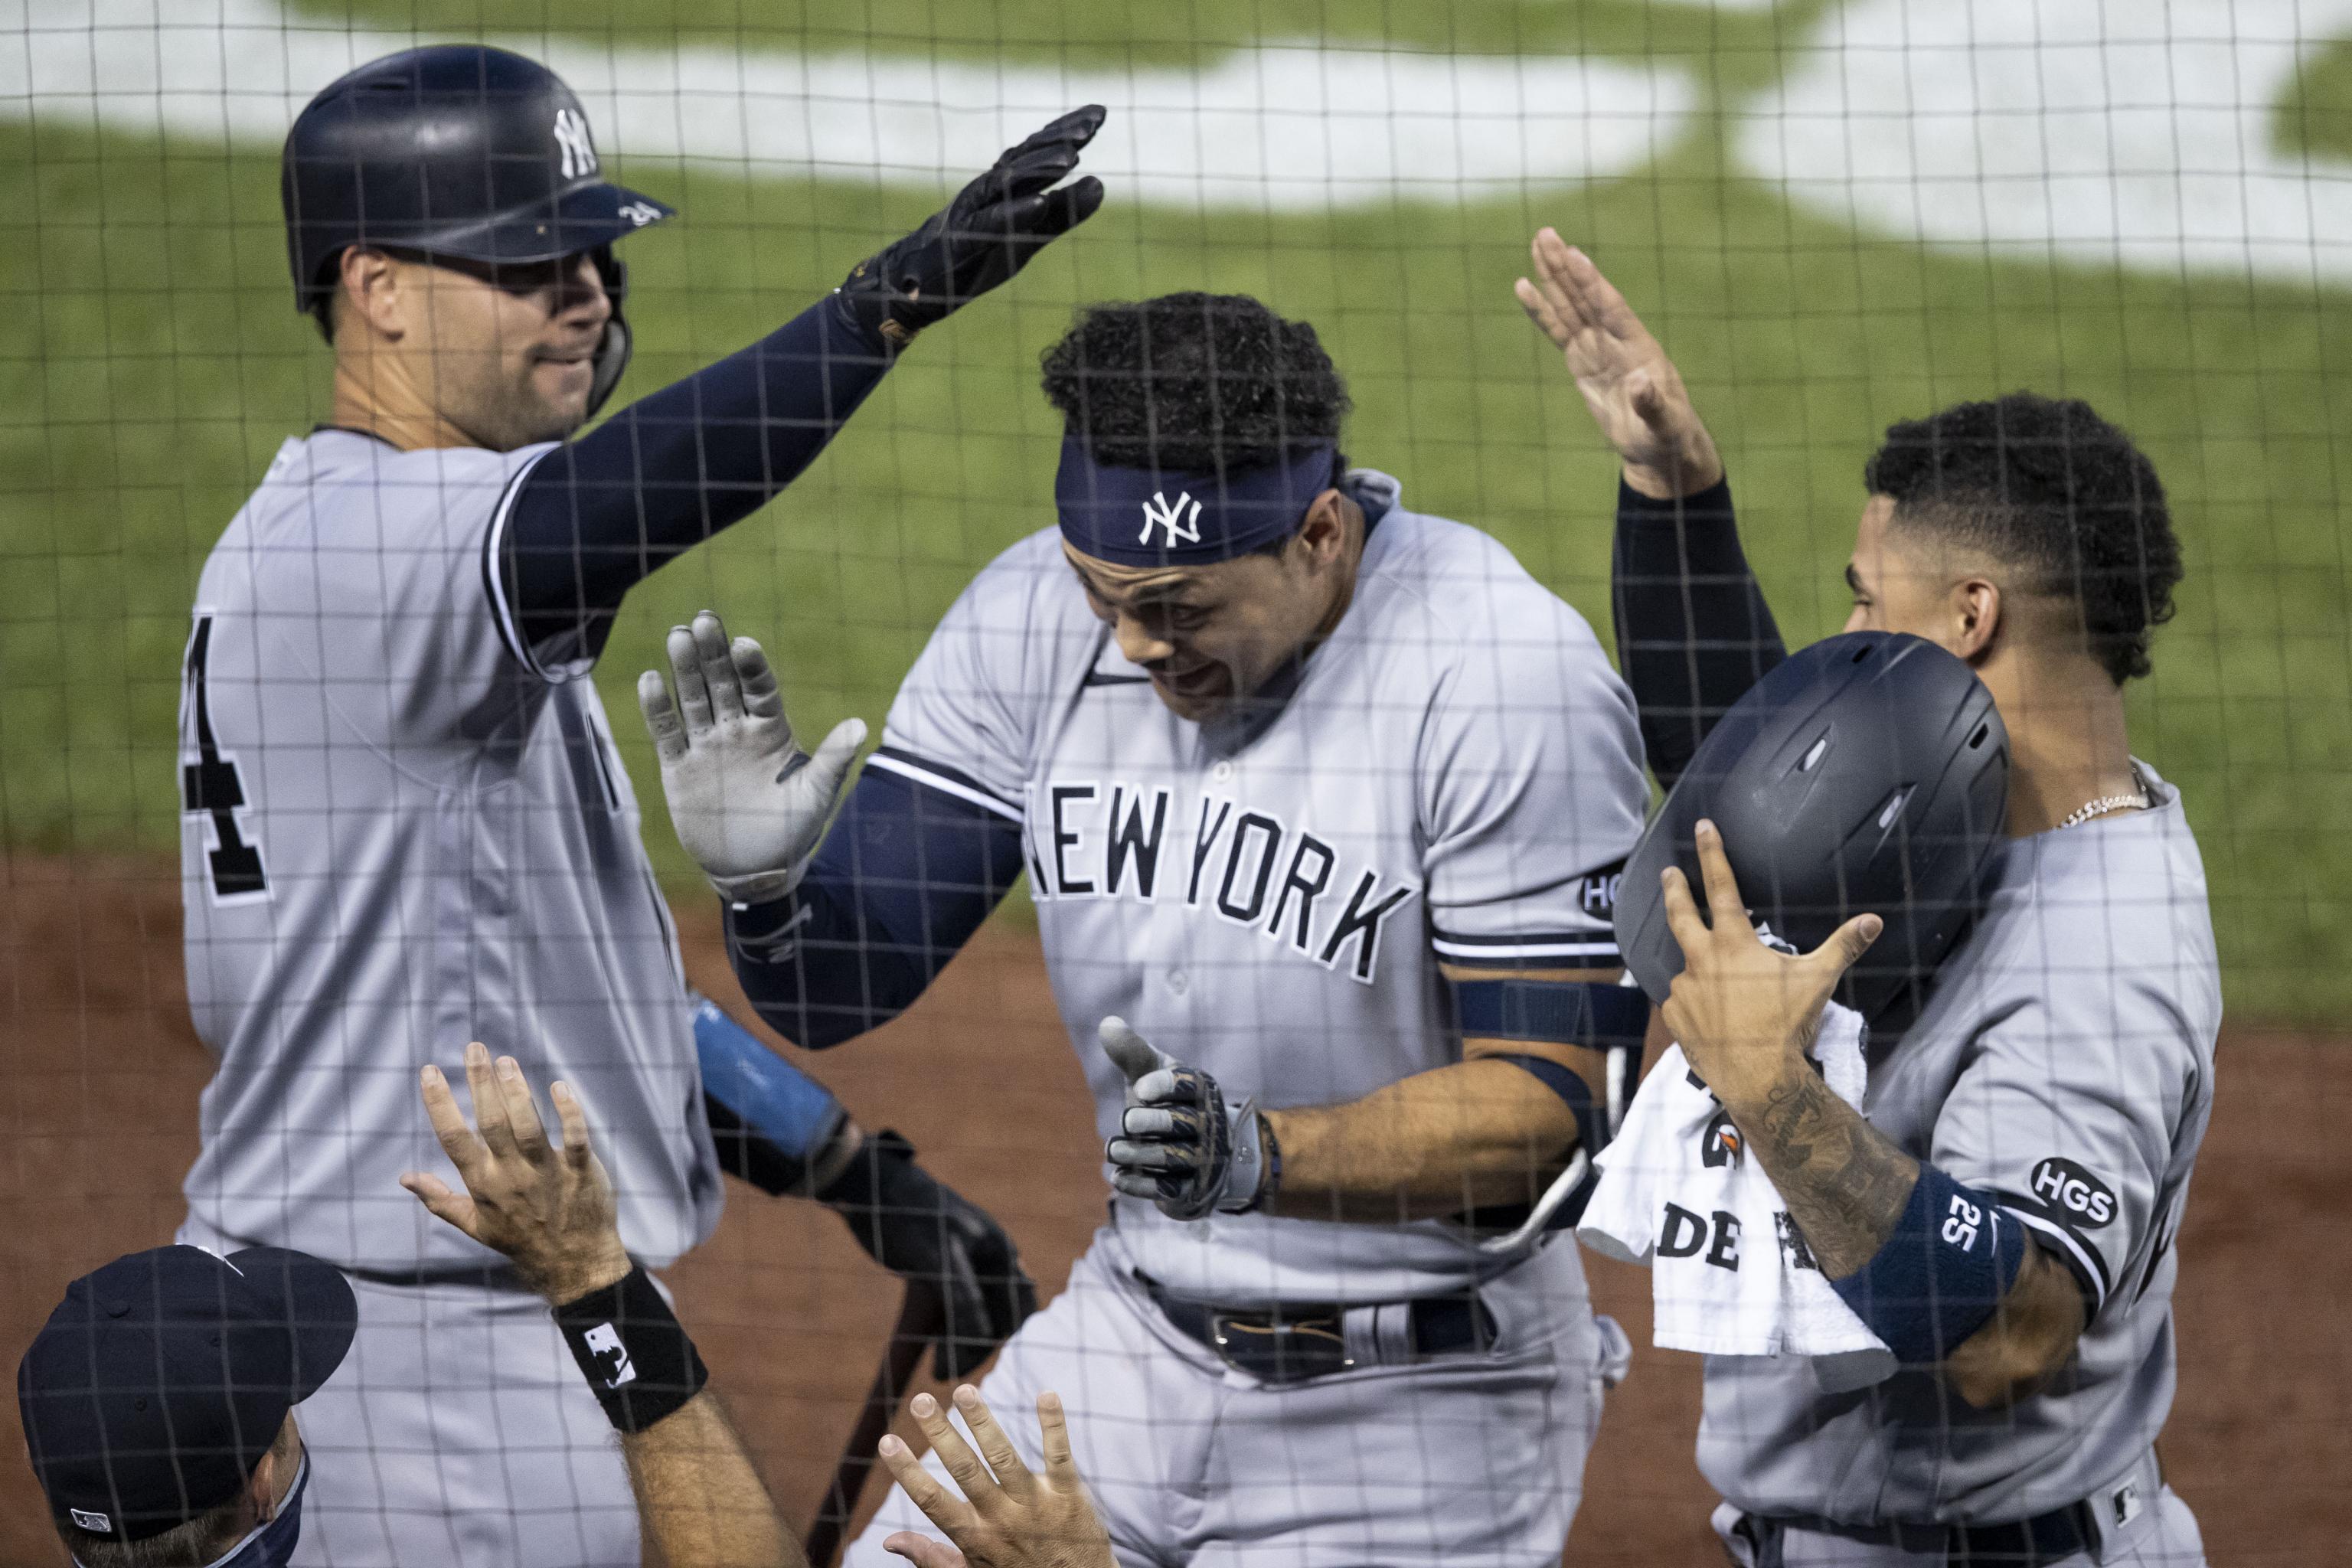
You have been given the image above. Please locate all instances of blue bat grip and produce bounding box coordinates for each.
[693,995,843,1161]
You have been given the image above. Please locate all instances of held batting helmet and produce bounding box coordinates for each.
[1614,632,2010,1022]
[283,45,674,416]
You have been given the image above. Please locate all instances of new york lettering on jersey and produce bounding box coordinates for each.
[1025,779,1418,983]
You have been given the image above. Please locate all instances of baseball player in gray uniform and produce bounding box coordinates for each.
[179,45,1099,1564]
[638,292,1656,1566]
[1520,230,2216,1565]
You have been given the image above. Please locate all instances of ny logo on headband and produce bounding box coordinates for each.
[1139,492,1204,548]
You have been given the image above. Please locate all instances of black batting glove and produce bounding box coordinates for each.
[816,1129,1039,1379]
[834,106,1107,351]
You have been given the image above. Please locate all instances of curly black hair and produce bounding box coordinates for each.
[1040,292,1351,477]
[1864,393,2181,684]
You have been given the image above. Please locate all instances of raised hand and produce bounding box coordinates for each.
[878,1387,1114,1568]
[838,106,1109,351]
[400,1042,632,1305]
[1514,227,1724,499]
[637,609,866,899]
[1656,819,1882,1099]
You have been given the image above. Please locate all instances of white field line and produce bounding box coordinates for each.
[1736,0,2352,283]
[1,0,1696,209]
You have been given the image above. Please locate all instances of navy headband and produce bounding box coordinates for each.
[1054,438,1337,567]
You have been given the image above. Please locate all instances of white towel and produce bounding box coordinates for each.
[1576,1004,1896,1393]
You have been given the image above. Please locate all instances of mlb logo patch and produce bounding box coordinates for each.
[68,1507,112,1532]
[584,1321,638,1390]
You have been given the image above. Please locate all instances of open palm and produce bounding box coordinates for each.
[1515,227,1723,498]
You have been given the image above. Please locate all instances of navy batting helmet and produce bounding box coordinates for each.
[1614,632,2009,1022]
[282,45,673,415]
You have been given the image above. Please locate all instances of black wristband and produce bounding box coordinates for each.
[553,1266,709,1433]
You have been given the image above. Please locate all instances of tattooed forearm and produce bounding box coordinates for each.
[1722,1057,1919,1277]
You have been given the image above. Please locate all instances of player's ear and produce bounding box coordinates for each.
[1294,488,1351,568]
[337,247,407,343]
[245,1413,297,1523]
[1950,575,2001,665]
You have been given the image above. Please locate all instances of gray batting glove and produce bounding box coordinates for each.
[1099,1018,1270,1221]
[637,611,866,903]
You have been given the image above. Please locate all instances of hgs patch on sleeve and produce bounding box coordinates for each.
[2028,1157,2118,1227]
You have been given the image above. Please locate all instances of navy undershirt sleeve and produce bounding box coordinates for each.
[502,297,891,662]
[1611,477,1788,789]
[724,762,1027,1048]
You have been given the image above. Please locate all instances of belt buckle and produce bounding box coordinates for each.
[1207,1310,1352,1384]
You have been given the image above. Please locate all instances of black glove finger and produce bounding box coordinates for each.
[926,1231,992,1382]
[958,1243,1037,1350]
[967,107,1102,214]
[1025,175,1105,238]
[929,1236,995,1381]
[936,1199,1039,1343]
[982,141,1083,204]
[998,103,1106,165]
[965,181,1103,263]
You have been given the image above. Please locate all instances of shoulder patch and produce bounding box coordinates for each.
[2027,1157,2118,1229]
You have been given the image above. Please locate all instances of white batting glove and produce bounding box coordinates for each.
[637,611,866,902]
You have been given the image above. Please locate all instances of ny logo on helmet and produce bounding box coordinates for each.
[1138,492,1203,548]
[553,108,599,179]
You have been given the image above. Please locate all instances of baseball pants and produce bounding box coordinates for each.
[1710,1488,2207,1567]
[847,1228,1628,1568]
[290,1272,639,1568]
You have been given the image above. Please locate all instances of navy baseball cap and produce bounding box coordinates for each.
[17,1245,356,1541]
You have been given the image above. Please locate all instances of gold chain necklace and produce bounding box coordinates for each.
[2058,792,2150,829]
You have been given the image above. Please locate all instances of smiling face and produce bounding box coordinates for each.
[1063,492,1361,720]
[334,248,612,450]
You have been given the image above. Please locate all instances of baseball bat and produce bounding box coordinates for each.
[805,1278,946,1568]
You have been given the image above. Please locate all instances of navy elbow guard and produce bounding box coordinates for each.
[693,995,849,1196]
[1455,978,1648,1233]
[1829,1164,2027,1366]
[1455,978,1650,1157]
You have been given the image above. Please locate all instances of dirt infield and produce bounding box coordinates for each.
[3,858,2347,1564]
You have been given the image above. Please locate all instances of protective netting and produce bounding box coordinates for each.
[3,2,2347,1564]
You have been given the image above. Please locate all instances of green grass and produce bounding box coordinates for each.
[310,0,1826,69]
[2275,38,2352,161]
[5,4,2349,1021]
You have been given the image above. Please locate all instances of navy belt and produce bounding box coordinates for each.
[1746,1506,2092,1566]
[1134,1272,1494,1384]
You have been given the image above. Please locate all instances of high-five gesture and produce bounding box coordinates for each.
[639,610,867,900]
[877,1387,1115,1568]
[400,1042,632,1306]
[1514,227,1724,499]
[839,106,1109,351]
[1656,820,1883,1100]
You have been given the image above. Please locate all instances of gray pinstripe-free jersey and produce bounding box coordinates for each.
[878,473,1649,1302]
[178,430,720,1274]
[1700,768,2220,1524]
